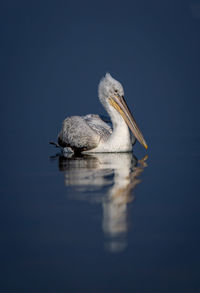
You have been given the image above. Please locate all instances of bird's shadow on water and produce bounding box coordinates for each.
[50,152,148,253]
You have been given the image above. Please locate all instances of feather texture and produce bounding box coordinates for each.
[58,115,113,152]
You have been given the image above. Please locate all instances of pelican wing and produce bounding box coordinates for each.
[84,114,112,142]
[84,114,136,146]
[58,116,100,152]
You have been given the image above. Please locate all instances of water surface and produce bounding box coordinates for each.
[1,1,200,292]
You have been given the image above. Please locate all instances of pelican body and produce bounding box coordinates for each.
[53,73,147,154]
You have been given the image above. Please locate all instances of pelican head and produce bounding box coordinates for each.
[98,73,148,149]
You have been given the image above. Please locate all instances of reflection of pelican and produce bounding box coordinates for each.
[50,73,147,153]
[52,153,147,253]
[102,155,147,252]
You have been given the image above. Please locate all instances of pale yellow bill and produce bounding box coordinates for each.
[109,96,148,150]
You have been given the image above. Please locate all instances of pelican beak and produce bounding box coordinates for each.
[109,95,148,149]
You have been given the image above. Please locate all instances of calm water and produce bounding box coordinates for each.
[1,132,200,292]
[1,1,200,292]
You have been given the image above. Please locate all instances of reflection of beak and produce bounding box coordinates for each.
[109,95,148,149]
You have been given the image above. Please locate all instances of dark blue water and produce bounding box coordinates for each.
[1,1,200,292]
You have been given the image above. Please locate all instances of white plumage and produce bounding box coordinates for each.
[52,73,147,153]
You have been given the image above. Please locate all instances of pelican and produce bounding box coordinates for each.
[50,73,147,153]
